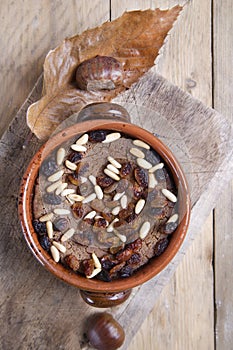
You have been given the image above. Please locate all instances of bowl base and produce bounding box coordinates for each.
[80,289,132,308]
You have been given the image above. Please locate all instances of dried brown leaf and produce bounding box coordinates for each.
[27,7,182,140]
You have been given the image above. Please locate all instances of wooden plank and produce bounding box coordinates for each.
[111,0,215,349]
[0,0,109,138]
[214,0,233,348]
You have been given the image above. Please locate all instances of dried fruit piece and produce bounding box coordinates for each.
[119,265,133,278]
[94,217,108,228]
[68,151,84,163]
[40,158,57,176]
[82,258,95,277]
[89,130,107,142]
[119,162,132,177]
[134,167,148,188]
[53,217,69,231]
[71,202,84,218]
[64,254,80,271]
[163,221,178,234]
[33,220,47,234]
[43,193,62,205]
[96,175,114,188]
[39,235,51,251]
[154,237,169,256]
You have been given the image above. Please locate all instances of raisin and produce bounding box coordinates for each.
[94,218,108,228]
[120,162,132,177]
[81,259,95,277]
[163,221,178,234]
[39,235,51,251]
[127,253,141,266]
[72,202,84,218]
[109,262,126,278]
[83,218,95,226]
[127,238,142,252]
[64,254,80,271]
[119,265,133,278]
[96,175,114,188]
[67,172,79,186]
[32,220,47,234]
[68,151,83,163]
[101,255,116,270]
[97,269,112,282]
[116,248,133,262]
[154,238,169,256]
[118,203,134,220]
[40,158,57,177]
[43,193,62,205]
[133,182,144,199]
[134,167,148,188]
[103,182,118,194]
[53,218,69,231]
[89,130,107,142]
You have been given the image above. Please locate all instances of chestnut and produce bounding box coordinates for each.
[86,312,125,350]
[76,55,124,91]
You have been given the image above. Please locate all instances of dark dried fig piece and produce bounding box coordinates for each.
[33,220,47,234]
[40,158,57,176]
[43,193,62,205]
[127,253,141,266]
[53,217,69,231]
[101,255,116,271]
[119,265,133,278]
[39,235,51,251]
[68,151,84,163]
[89,130,107,142]
[163,221,178,234]
[116,248,133,262]
[94,218,108,228]
[154,237,169,256]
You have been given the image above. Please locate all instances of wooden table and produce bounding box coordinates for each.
[1,1,232,349]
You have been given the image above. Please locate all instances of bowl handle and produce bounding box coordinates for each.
[76,102,131,123]
[80,289,132,308]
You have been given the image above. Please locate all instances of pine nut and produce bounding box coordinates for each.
[92,252,101,269]
[86,268,102,279]
[46,220,53,239]
[67,194,84,202]
[149,163,164,173]
[89,175,96,185]
[113,191,125,201]
[167,213,179,223]
[112,206,121,215]
[39,213,53,222]
[107,164,120,174]
[114,231,127,243]
[102,132,121,143]
[65,160,77,171]
[84,211,96,220]
[55,182,68,195]
[94,185,103,200]
[70,144,87,152]
[120,194,127,209]
[139,221,151,239]
[48,170,64,182]
[75,133,88,145]
[162,189,177,203]
[50,245,60,262]
[82,193,97,204]
[148,173,158,188]
[46,180,62,193]
[104,168,120,181]
[54,208,71,215]
[56,148,65,165]
[130,147,145,158]
[52,241,66,253]
[107,156,122,168]
[136,158,152,169]
[61,228,75,242]
[135,199,146,214]
[61,188,75,197]
[107,218,119,232]
[133,139,150,149]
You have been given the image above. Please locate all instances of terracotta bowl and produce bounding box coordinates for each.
[18,103,190,307]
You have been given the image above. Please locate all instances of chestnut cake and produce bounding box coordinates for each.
[32,130,179,281]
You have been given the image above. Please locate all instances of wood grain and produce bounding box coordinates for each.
[213,0,233,348]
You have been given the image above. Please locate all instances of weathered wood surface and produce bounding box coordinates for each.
[214,1,233,349]
[0,1,233,349]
